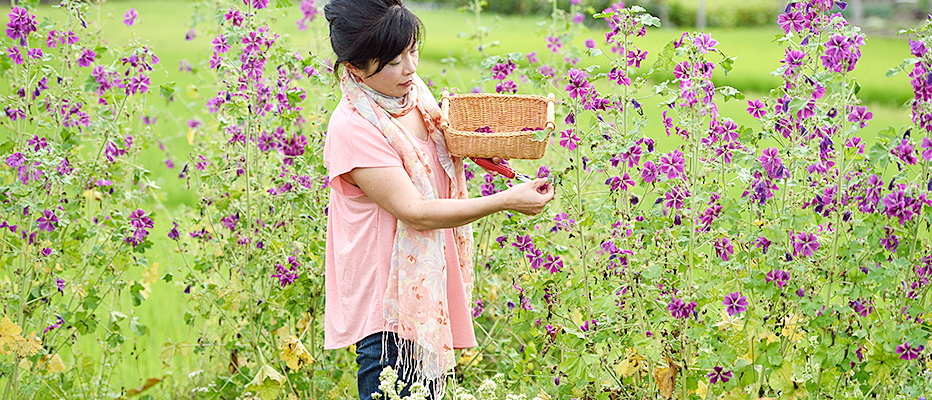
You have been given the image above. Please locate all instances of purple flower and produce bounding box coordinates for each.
[472,299,484,318]
[221,214,239,231]
[667,296,697,319]
[694,33,718,54]
[123,9,138,26]
[512,234,534,253]
[892,138,918,165]
[765,269,790,289]
[6,6,38,44]
[883,189,916,225]
[847,105,872,128]
[6,46,22,65]
[640,160,658,184]
[659,149,686,180]
[715,238,734,261]
[584,38,596,49]
[41,247,52,257]
[129,209,154,229]
[747,99,766,119]
[921,137,932,161]
[168,222,180,240]
[910,39,927,57]
[491,60,516,80]
[541,255,563,274]
[707,366,732,384]
[546,35,562,53]
[77,48,96,67]
[895,341,924,361]
[250,0,270,9]
[777,12,805,34]
[525,52,537,64]
[565,68,592,100]
[296,0,318,31]
[271,263,299,287]
[792,232,820,257]
[626,47,647,68]
[559,129,581,151]
[55,278,65,294]
[758,147,785,179]
[723,292,747,316]
[212,35,230,54]
[495,80,517,94]
[37,209,59,232]
[537,165,550,178]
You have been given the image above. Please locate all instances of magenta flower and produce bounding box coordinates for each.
[541,255,563,274]
[892,138,918,165]
[758,147,785,179]
[883,189,916,225]
[641,160,658,184]
[6,6,38,44]
[123,9,138,26]
[559,129,581,151]
[249,0,270,9]
[565,68,592,100]
[271,263,299,287]
[37,209,59,232]
[747,99,766,119]
[765,269,790,289]
[910,39,927,57]
[921,137,932,161]
[212,35,230,54]
[777,12,805,34]
[714,238,734,261]
[847,105,872,128]
[525,51,537,64]
[6,46,22,65]
[495,80,517,94]
[626,46,647,68]
[167,222,180,240]
[723,292,747,316]
[546,35,562,52]
[792,232,820,257]
[225,7,244,26]
[895,341,924,361]
[667,296,696,319]
[707,366,733,384]
[491,61,516,80]
[77,48,96,67]
[659,149,686,180]
[694,33,718,54]
[296,0,318,31]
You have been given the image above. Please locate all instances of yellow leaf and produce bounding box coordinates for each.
[781,313,805,343]
[652,356,679,399]
[0,316,24,355]
[14,331,42,357]
[457,348,482,367]
[160,341,189,368]
[535,389,552,400]
[693,380,708,398]
[142,262,159,284]
[42,354,66,373]
[18,358,31,371]
[713,310,744,331]
[187,128,196,145]
[245,364,284,400]
[279,335,314,371]
[615,347,646,378]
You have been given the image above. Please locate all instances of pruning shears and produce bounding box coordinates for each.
[470,157,534,183]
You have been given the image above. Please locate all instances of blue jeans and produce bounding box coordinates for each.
[355,332,437,400]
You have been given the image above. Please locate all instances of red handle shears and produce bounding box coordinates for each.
[470,157,534,182]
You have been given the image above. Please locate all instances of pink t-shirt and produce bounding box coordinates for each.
[323,100,477,350]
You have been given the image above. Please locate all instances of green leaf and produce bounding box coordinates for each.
[276,0,293,7]
[159,82,176,100]
[0,140,13,156]
[866,142,891,169]
[130,318,148,336]
[721,56,737,76]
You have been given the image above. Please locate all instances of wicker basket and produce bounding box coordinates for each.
[439,92,555,160]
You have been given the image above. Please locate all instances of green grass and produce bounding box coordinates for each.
[1,1,926,395]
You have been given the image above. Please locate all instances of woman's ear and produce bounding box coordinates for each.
[344,62,364,79]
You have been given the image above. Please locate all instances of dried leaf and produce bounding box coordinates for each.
[457,348,482,367]
[0,316,23,355]
[42,354,66,373]
[12,331,42,357]
[615,347,646,378]
[159,341,189,368]
[245,364,284,400]
[279,335,314,370]
[652,356,680,399]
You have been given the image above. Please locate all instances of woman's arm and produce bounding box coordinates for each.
[346,166,554,231]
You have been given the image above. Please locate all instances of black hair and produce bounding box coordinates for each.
[324,0,423,78]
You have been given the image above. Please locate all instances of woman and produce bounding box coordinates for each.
[322,1,555,398]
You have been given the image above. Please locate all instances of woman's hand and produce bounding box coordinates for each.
[477,157,505,176]
[502,178,554,215]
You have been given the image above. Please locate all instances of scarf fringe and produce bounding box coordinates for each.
[381,331,448,399]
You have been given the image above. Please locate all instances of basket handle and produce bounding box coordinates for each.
[440,90,451,132]
[544,93,555,134]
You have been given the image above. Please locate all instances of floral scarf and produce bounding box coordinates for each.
[339,70,474,389]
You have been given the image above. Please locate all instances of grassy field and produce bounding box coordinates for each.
[1,0,926,394]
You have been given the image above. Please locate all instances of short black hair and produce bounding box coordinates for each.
[324,0,423,78]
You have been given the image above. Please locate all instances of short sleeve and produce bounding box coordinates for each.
[324,101,403,179]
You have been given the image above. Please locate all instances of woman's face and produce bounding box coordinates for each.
[349,43,419,98]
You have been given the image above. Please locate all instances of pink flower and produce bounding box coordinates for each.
[747,99,766,119]
[847,105,872,128]
[921,137,932,161]
[123,9,138,26]
[559,129,580,151]
[659,149,686,180]
[792,231,820,257]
